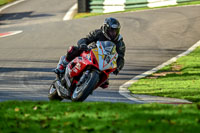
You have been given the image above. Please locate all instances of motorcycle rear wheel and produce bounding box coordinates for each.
[48,80,63,101]
[72,70,99,102]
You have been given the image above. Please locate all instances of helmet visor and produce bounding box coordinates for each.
[108,28,120,40]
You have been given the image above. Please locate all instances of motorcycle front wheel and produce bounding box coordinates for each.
[71,70,99,102]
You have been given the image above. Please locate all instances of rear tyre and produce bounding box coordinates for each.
[72,70,99,102]
[48,80,63,101]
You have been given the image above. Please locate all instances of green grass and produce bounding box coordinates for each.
[74,1,200,19]
[1,101,200,133]
[129,46,200,102]
[0,0,14,6]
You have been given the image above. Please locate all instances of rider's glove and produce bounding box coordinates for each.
[79,44,88,51]
[113,68,119,75]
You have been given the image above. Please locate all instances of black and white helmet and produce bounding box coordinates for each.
[102,17,121,41]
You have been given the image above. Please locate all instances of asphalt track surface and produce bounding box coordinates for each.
[0,1,200,103]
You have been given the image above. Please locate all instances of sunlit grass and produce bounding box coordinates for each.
[0,0,14,6]
[1,101,200,132]
[129,46,200,102]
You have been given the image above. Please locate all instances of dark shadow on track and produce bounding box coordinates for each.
[0,11,54,21]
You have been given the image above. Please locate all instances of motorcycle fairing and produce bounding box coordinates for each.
[64,41,118,88]
[66,50,99,78]
[95,41,118,72]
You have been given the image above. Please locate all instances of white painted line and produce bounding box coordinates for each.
[119,40,200,102]
[0,0,26,12]
[0,1,25,38]
[63,3,77,21]
[0,31,23,38]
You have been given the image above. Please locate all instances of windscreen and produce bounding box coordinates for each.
[100,41,116,55]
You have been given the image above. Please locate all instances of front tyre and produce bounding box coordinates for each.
[48,80,63,101]
[72,70,99,102]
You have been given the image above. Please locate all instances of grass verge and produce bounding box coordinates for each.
[0,0,14,6]
[1,101,200,133]
[74,1,200,19]
[129,46,200,102]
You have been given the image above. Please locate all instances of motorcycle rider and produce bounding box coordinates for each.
[54,17,126,88]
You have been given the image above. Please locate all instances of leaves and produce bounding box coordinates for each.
[33,106,38,111]
[14,107,20,112]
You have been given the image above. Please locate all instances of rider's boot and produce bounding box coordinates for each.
[100,79,109,89]
[54,55,69,79]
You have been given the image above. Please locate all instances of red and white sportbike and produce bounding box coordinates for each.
[48,41,118,102]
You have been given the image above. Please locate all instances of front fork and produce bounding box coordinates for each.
[77,70,90,87]
[54,73,71,99]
